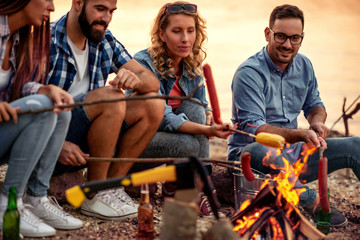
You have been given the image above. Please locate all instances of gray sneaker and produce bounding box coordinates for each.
[26,196,83,230]
[80,189,137,221]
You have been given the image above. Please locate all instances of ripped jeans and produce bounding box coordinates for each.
[0,95,71,197]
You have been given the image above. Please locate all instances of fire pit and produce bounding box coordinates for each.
[230,144,325,239]
[233,172,277,211]
[231,184,324,240]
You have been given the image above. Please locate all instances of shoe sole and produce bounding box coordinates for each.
[331,218,348,228]
[80,209,137,221]
[21,230,56,238]
[47,222,83,230]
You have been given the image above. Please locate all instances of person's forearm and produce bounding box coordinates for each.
[177,121,210,136]
[136,69,160,93]
[307,106,327,125]
[256,124,313,144]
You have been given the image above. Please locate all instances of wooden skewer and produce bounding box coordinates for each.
[85,157,241,165]
[17,81,206,115]
[214,162,242,172]
[228,127,256,138]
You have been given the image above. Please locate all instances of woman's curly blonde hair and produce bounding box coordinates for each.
[149,1,207,80]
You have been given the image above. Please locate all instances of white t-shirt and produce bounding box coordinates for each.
[0,66,11,92]
[67,36,90,98]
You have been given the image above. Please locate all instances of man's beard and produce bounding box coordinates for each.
[78,6,108,44]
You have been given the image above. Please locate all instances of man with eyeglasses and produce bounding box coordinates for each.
[228,4,360,228]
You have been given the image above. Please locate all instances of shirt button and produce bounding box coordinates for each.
[180,82,184,86]
[283,96,286,99]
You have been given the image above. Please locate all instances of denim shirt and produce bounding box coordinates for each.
[22,13,132,96]
[228,46,325,158]
[134,49,209,132]
[0,15,19,102]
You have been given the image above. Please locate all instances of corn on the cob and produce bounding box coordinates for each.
[229,128,285,148]
[255,132,285,148]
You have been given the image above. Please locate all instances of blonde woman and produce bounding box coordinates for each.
[133,1,232,217]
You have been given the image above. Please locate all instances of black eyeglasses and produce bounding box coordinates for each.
[164,4,197,14]
[269,28,303,45]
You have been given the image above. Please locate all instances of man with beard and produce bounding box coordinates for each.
[228,4,360,227]
[34,0,164,220]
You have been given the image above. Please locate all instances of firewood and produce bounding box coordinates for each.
[160,198,199,240]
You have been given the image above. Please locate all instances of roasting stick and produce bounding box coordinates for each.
[85,156,266,177]
[17,81,206,115]
[318,146,330,213]
[85,157,241,165]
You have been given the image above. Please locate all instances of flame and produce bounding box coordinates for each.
[266,143,316,207]
[233,207,267,234]
[233,143,317,236]
[269,217,284,239]
[239,199,251,212]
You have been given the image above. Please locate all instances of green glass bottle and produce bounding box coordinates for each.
[3,187,20,240]
[316,188,331,235]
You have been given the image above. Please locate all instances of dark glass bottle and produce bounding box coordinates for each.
[3,187,20,240]
[137,184,154,239]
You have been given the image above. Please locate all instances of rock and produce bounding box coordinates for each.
[48,170,86,203]
[211,164,234,206]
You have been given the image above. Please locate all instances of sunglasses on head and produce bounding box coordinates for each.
[164,4,197,14]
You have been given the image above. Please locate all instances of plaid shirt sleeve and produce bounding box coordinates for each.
[22,82,42,96]
[104,32,132,74]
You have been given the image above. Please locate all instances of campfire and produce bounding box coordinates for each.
[231,145,325,240]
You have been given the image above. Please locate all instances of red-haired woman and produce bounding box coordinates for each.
[0,0,82,237]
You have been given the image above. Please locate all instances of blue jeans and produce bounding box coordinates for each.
[0,95,71,197]
[139,100,211,173]
[230,137,360,208]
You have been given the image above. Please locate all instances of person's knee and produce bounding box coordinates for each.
[57,110,72,128]
[27,94,53,109]
[140,92,164,125]
[349,137,360,148]
[85,87,126,119]
[176,99,205,124]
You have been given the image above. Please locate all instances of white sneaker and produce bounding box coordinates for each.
[0,201,55,238]
[113,187,139,208]
[26,196,83,230]
[80,189,137,221]
[19,205,56,237]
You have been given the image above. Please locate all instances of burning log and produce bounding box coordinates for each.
[231,185,325,240]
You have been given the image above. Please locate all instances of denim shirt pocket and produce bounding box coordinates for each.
[291,85,307,113]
